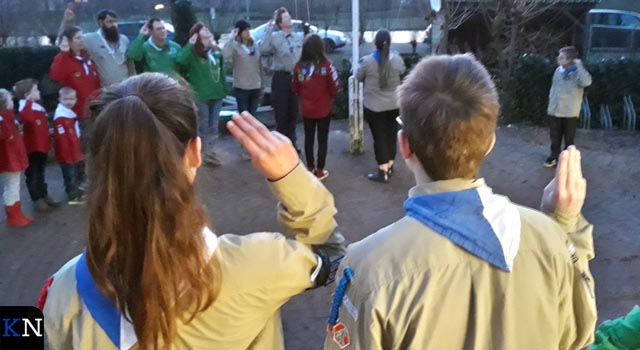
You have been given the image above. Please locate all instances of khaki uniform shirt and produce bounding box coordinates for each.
[43,165,345,349]
[83,30,134,87]
[258,27,303,73]
[325,178,596,350]
[356,53,406,112]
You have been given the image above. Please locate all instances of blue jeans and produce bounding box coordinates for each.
[197,100,223,137]
[60,163,80,198]
[235,88,260,116]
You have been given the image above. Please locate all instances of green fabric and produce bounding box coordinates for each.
[126,35,181,76]
[589,306,640,350]
[176,43,227,101]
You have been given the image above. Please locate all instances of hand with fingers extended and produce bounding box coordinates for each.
[139,24,150,36]
[542,146,587,216]
[227,112,299,181]
[189,33,198,45]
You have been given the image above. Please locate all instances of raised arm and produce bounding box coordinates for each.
[126,24,149,61]
[259,20,276,55]
[541,146,597,349]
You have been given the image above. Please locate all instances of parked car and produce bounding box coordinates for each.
[587,9,640,60]
[251,20,347,53]
[117,20,176,43]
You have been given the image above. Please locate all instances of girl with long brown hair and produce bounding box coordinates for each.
[292,34,339,180]
[40,73,344,350]
[356,29,406,183]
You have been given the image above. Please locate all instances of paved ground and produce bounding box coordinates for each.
[1,118,639,349]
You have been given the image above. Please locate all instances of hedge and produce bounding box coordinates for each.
[0,46,61,110]
[503,54,640,130]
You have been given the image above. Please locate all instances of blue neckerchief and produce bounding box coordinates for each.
[76,252,122,347]
[562,65,578,79]
[404,187,519,272]
[372,50,381,64]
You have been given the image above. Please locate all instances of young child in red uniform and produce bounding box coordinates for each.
[0,89,32,227]
[14,79,61,212]
[292,34,339,180]
[53,88,84,204]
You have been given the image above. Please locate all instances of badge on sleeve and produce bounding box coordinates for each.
[74,72,81,78]
[321,67,327,75]
[332,322,350,349]
[35,119,42,126]
[57,125,65,135]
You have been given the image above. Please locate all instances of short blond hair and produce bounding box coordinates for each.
[59,87,77,97]
[0,89,12,113]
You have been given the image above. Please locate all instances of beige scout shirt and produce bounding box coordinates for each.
[356,53,406,113]
[258,27,303,73]
[223,39,263,90]
[325,178,596,350]
[83,30,135,87]
[43,164,345,350]
[547,62,592,118]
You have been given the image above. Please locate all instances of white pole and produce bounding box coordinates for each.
[348,0,364,154]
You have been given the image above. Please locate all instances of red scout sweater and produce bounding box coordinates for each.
[49,51,101,119]
[53,104,83,164]
[292,61,339,119]
[0,109,29,172]
[19,100,51,154]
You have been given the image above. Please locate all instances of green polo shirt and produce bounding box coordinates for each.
[176,43,227,101]
[126,35,181,76]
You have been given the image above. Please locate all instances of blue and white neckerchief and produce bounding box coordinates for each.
[76,227,218,349]
[74,54,93,75]
[560,65,578,80]
[404,184,521,272]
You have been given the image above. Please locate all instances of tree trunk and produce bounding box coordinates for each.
[506,13,520,84]
[169,0,197,46]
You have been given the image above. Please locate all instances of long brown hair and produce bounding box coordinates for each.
[374,29,392,89]
[298,34,328,66]
[86,73,220,349]
[189,22,208,59]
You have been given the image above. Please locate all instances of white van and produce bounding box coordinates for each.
[587,9,640,60]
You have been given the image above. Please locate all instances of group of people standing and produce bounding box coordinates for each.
[36,56,598,349]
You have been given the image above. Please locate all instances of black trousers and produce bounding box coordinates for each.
[365,108,399,165]
[303,117,331,170]
[25,152,48,201]
[549,116,578,159]
[272,71,299,148]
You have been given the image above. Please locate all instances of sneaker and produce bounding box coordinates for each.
[68,196,85,205]
[367,169,389,183]
[544,157,558,168]
[45,196,62,208]
[34,198,50,212]
[314,169,329,180]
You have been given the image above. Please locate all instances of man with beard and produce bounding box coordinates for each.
[61,8,134,87]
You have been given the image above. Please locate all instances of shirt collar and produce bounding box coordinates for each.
[408,178,486,198]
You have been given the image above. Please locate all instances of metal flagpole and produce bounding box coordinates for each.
[349,0,364,154]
